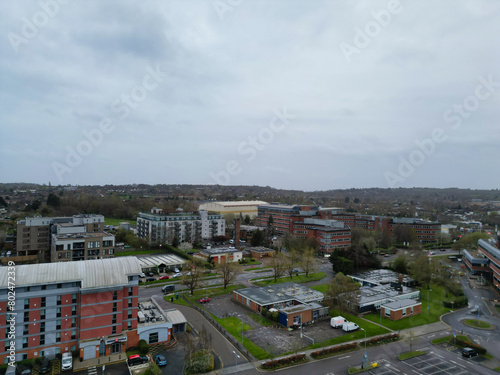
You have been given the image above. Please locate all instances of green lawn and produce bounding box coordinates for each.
[463,319,491,328]
[104,218,136,226]
[311,284,329,293]
[399,350,426,360]
[248,312,275,327]
[253,272,326,287]
[363,284,456,331]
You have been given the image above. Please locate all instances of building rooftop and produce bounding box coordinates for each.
[201,247,242,255]
[163,308,187,325]
[236,282,324,306]
[206,201,269,207]
[359,284,420,307]
[382,299,420,310]
[349,269,414,286]
[0,257,142,290]
[136,254,186,269]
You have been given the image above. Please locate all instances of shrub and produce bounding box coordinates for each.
[311,342,358,359]
[261,354,307,369]
[443,297,468,308]
[452,337,487,354]
[359,333,400,347]
[139,339,149,354]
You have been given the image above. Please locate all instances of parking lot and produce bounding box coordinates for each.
[202,294,347,355]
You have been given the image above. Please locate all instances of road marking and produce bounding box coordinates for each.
[450,360,466,368]
[386,364,401,372]
[337,355,351,360]
[434,353,444,359]
[428,334,435,338]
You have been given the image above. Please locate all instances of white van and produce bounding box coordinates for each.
[62,352,73,371]
[342,322,359,332]
[330,316,346,328]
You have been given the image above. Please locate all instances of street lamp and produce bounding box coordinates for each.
[427,289,432,316]
[232,350,240,374]
[360,328,367,368]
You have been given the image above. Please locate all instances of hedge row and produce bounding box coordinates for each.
[359,333,400,347]
[261,354,307,369]
[452,337,487,354]
[311,342,358,359]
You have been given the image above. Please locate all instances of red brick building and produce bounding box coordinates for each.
[290,219,351,254]
[0,257,142,363]
[381,300,421,320]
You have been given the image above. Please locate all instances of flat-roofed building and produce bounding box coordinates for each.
[199,201,268,219]
[0,257,142,363]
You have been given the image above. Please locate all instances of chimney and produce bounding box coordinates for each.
[398,273,403,284]
[235,218,241,249]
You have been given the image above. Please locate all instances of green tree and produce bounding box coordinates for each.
[324,273,360,316]
[300,247,316,277]
[408,254,432,289]
[0,196,7,207]
[243,215,251,225]
[250,229,266,247]
[46,193,61,208]
[329,250,355,274]
[391,256,408,274]
[453,232,490,254]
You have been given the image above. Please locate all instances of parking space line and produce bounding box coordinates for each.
[450,360,466,368]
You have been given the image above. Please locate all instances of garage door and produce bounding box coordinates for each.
[83,345,96,360]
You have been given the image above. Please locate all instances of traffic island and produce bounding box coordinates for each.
[460,319,495,330]
[348,362,379,374]
[398,350,426,360]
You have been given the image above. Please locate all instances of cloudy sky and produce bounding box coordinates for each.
[1,0,499,191]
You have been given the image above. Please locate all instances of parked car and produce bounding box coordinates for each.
[188,251,194,255]
[61,352,73,371]
[15,365,32,375]
[462,347,478,358]
[159,275,169,280]
[174,268,180,273]
[155,355,167,367]
[128,354,149,366]
[384,254,390,257]
[199,297,211,303]
[330,316,347,328]
[139,272,146,278]
[342,322,359,332]
[162,284,175,294]
[172,272,182,278]
[38,358,51,374]
[440,248,447,251]
[146,277,155,282]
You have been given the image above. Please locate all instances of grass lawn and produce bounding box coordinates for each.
[115,249,165,257]
[104,218,137,226]
[248,312,275,327]
[253,272,326,287]
[399,350,426,360]
[307,309,390,350]
[364,284,457,331]
[463,319,491,328]
[311,284,329,294]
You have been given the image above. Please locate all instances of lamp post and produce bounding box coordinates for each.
[361,328,367,368]
[232,351,240,374]
[427,289,432,315]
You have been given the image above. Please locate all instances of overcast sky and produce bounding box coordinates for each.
[1,0,499,191]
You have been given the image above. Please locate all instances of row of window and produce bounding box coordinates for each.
[24,295,78,309]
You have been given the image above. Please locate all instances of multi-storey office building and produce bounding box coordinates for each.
[256,204,319,233]
[290,218,351,254]
[137,208,225,245]
[464,239,500,294]
[198,201,269,219]
[16,215,110,262]
[0,257,142,363]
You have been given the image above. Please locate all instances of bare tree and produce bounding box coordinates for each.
[179,242,193,252]
[404,330,417,352]
[285,249,299,279]
[217,258,242,289]
[323,273,360,316]
[181,259,205,295]
[270,252,287,282]
[301,247,316,277]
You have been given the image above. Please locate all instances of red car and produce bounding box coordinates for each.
[199,297,210,303]
[159,275,169,280]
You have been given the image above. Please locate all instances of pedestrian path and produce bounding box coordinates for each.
[72,353,126,371]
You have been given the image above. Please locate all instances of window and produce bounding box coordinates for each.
[40,334,45,345]
[72,294,77,304]
[41,285,46,290]
[22,338,28,348]
[411,306,414,314]
[111,326,116,334]
[402,309,407,316]
[24,311,29,321]
[24,299,29,309]
[56,320,61,330]
[71,318,77,328]
[41,297,46,308]
[23,325,29,335]
[40,309,46,320]
[112,314,117,324]
[57,295,62,305]
[40,322,45,333]
[58,252,62,259]
[57,283,62,289]
[149,332,159,344]
[72,306,77,316]
[112,302,117,312]
[57,308,62,318]
[21,354,27,361]
[128,321,132,330]
[102,249,106,255]
[56,332,61,342]
[109,248,114,255]
[113,291,117,300]
[65,252,71,259]
[71,330,76,340]
[128,310,132,319]
[71,345,76,351]
[128,298,133,308]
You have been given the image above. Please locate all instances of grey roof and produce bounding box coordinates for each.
[136,254,186,268]
[164,308,187,325]
[0,257,142,290]
[235,282,324,306]
[478,239,500,262]
[382,299,420,310]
